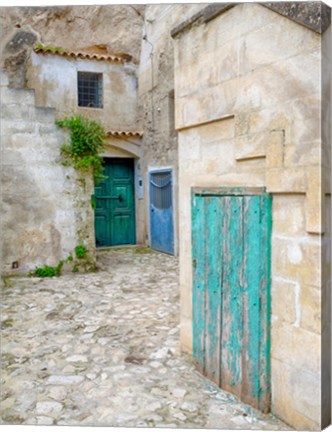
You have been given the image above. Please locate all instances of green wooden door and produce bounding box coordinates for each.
[192,188,272,413]
[94,158,135,247]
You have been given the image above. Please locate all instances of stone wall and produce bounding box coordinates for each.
[26,51,139,132]
[0,5,145,69]
[321,19,332,428]
[137,4,205,253]
[173,3,330,430]
[0,4,146,260]
[1,70,95,275]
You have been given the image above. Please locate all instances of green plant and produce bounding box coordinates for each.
[91,194,97,210]
[75,244,87,259]
[29,251,80,277]
[55,115,106,182]
[35,43,64,53]
[30,260,64,278]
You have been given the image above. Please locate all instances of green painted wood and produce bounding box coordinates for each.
[258,194,272,413]
[242,195,262,406]
[220,196,232,390]
[205,197,223,385]
[192,194,206,375]
[94,158,135,247]
[191,190,271,413]
[222,196,243,395]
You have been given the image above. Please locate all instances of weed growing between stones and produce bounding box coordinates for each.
[1,318,14,329]
[29,261,64,278]
[75,244,87,259]
[29,245,93,277]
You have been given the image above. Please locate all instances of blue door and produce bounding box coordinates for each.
[149,169,174,255]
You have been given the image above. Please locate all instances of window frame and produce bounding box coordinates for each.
[77,71,103,109]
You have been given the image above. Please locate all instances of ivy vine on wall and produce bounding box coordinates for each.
[55,115,106,182]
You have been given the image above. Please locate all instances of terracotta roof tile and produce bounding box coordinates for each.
[106,130,143,138]
[34,47,127,63]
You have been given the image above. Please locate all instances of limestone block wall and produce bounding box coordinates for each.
[1,70,95,275]
[173,3,330,430]
[26,52,138,131]
[137,4,205,252]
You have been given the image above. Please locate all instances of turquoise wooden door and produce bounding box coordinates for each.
[94,158,135,247]
[192,188,272,413]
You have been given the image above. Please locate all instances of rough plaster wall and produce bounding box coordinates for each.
[137,4,205,252]
[26,52,139,131]
[0,5,144,61]
[1,70,95,275]
[173,3,328,430]
[0,5,144,272]
[0,5,144,88]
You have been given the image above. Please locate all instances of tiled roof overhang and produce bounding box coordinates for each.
[34,47,128,63]
[106,131,143,138]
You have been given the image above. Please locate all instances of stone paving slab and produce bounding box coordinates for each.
[1,248,290,429]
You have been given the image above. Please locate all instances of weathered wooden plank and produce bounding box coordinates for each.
[193,186,267,197]
[191,190,271,414]
[220,196,243,396]
[220,196,232,391]
[204,197,223,386]
[242,195,262,409]
[258,194,272,413]
[192,194,206,375]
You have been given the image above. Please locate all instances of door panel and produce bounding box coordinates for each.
[150,170,174,255]
[192,191,271,412]
[94,158,135,247]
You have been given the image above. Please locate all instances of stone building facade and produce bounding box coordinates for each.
[171,2,331,430]
[1,70,94,274]
[1,6,145,272]
[137,4,206,254]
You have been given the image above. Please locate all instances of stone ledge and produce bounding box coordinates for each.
[170,11,204,38]
[263,1,331,34]
[203,3,237,23]
[171,1,331,38]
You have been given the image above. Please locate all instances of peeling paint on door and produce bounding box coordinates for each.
[191,187,272,413]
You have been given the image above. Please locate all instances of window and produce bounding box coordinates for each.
[77,72,103,108]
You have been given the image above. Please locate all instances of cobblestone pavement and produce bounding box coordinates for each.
[1,248,290,429]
